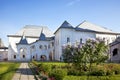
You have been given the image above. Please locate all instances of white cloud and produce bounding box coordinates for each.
[67,0,81,6]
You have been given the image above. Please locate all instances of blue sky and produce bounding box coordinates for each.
[0,0,120,46]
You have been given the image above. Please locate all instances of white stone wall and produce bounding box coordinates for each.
[8,37,21,61]
[8,36,39,61]
[55,28,96,60]
[96,33,117,44]
[14,39,55,61]
[110,44,120,62]
[17,44,30,61]
[55,29,61,60]
[8,28,119,61]
[74,31,96,43]
[0,51,8,61]
[54,28,118,61]
[31,40,50,61]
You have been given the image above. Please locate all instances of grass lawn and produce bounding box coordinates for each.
[0,62,20,80]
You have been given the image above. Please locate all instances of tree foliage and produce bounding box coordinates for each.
[62,45,74,63]
[62,39,108,72]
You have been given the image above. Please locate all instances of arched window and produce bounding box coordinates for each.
[30,45,36,53]
[20,48,24,53]
[40,55,47,61]
[39,45,43,49]
[31,45,35,50]
[20,48,27,54]
[19,48,27,59]
[67,37,70,43]
[44,45,47,50]
[14,55,16,59]
[33,56,35,59]
[23,55,25,58]
[52,42,54,47]
[48,44,50,49]
[80,38,82,44]
[113,48,118,56]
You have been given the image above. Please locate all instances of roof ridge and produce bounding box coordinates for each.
[76,20,87,28]
[76,21,113,32]
[24,25,48,28]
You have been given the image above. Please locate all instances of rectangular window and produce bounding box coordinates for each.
[23,55,25,58]
[67,37,70,43]
[80,38,82,44]
[14,55,16,59]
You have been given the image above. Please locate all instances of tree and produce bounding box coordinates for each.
[62,39,108,76]
[62,45,74,63]
[80,39,108,71]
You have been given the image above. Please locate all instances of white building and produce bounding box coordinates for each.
[0,38,8,61]
[109,37,120,62]
[8,26,54,61]
[8,21,120,61]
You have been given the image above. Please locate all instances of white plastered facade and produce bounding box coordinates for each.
[8,21,120,61]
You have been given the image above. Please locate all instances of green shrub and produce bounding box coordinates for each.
[112,64,120,74]
[106,69,114,76]
[38,63,52,73]
[32,60,38,66]
[49,69,67,80]
[89,65,106,76]
[98,63,120,76]
[67,69,85,76]
[89,70,106,76]
[41,76,47,80]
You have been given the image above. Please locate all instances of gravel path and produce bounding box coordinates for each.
[12,63,35,80]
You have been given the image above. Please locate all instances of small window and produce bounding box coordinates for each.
[44,45,47,50]
[20,48,24,53]
[39,45,43,49]
[80,38,82,44]
[23,55,25,58]
[67,37,70,43]
[52,42,54,46]
[33,56,35,59]
[113,48,118,56]
[48,45,50,49]
[103,37,105,41]
[107,39,109,44]
[31,45,35,49]
[14,55,16,59]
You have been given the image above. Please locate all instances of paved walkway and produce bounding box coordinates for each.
[12,63,36,80]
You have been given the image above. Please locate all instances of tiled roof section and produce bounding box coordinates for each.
[76,21,113,33]
[15,25,54,37]
[39,28,46,41]
[18,36,28,44]
[75,27,96,32]
[60,20,74,28]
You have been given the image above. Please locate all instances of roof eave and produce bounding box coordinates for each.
[75,29,120,35]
